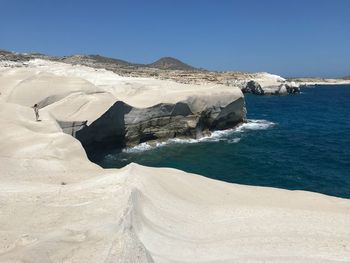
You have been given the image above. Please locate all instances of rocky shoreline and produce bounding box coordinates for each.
[2,50,349,98]
[1,50,349,153]
[0,58,246,156]
[1,52,350,262]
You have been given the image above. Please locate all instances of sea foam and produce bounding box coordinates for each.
[235,119,276,132]
[122,119,276,153]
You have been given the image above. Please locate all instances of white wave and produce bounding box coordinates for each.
[168,138,202,144]
[235,119,276,132]
[122,119,276,153]
[123,142,154,153]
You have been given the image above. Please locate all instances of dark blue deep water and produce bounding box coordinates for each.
[98,85,350,198]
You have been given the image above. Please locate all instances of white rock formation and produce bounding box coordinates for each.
[1,61,350,262]
[243,72,301,95]
[0,59,245,148]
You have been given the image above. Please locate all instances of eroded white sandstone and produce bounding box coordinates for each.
[1,61,350,262]
[1,60,245,147]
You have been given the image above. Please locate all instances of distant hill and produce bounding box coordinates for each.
[0,49,202,73]
[148,57,196,71]
[343,75,350,80]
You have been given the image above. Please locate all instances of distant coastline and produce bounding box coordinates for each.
[1,49,349,88]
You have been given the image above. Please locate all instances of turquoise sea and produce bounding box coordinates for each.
[96,85,350,199]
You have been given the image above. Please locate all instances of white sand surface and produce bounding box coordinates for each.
[1,61,350,262]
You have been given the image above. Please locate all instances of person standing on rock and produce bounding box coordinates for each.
[33,104,39,121]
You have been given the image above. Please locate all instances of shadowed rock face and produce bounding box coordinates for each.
[75,101,132,151]
[242,80,300,95]
[242,80,265,95]
[74,97,245,155]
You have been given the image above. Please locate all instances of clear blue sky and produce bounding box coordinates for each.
[1,0,349,77]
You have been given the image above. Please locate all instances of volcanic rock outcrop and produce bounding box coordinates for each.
[241,74,301,95]
[0,59,245,153]
[75,96,245,150]
[242,80,265,95]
